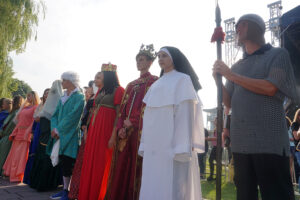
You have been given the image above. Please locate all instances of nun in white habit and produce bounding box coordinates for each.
[139,46,205,200]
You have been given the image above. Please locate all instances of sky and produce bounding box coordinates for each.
[10,0,299,112]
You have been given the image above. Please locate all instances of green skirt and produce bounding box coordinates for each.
[29,143,62,191]
[0,135,12,174]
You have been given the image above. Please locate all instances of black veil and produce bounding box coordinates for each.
[160,46,202,91]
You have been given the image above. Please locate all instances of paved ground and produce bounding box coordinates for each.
[0,176,211,200]
[0,177,61,200]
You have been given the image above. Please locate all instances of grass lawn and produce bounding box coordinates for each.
[200,158,237,200]
[201,179,236,200]
[200,160,300,200]
[201,179,300,200]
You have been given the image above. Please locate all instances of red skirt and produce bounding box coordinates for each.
[78,107,116,200]
[68,140,85,200]
[105,127,143,200]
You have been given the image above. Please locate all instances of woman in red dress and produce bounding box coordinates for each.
[68,80,99,200]
[78,64,124,200]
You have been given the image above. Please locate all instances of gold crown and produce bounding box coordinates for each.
[101,63,117,72]
[136,44,157,60]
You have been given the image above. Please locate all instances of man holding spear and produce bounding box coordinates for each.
[213,13,297,200]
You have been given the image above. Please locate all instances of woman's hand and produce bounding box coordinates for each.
[118,128,126,139]
[108,128,116,148]
[108,136,115,149]
[34,117,40,122]
[83,128,88,142]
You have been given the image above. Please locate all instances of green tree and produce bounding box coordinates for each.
[0,0,45,97]
[11,79,32,98]
[0,57,14,97]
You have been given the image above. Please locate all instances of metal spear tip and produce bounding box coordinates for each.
[215,4,222,24]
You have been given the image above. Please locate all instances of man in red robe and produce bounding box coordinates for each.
[105,44,158,200]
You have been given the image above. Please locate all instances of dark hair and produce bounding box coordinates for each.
[159,46,202,91]
[12,95,24,112]
[0,98,5,110]
[2,98,12,110]
[246,21,265,46]
[88,80,94,88]
[42,88,50,104]
[100,71,120,94]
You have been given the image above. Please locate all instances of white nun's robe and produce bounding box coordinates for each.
[139,70,205,200]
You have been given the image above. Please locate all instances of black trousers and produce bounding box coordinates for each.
[59,155,76,177]
[198,153,206,175]
[209,146,216,177]
[209,146,221,177]
[233,153,295,200]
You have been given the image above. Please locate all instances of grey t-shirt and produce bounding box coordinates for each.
[225,45,298,156]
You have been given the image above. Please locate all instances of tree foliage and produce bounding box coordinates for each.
[0,57,14,97]
[0,0,45,97]
[11,79,32,98]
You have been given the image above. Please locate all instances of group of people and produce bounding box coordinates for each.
[0,43,205,200]
[0,12,298,200]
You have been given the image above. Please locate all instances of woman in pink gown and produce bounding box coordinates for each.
[3,91,40,182]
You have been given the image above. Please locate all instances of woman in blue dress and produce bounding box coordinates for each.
[23,88,50,184]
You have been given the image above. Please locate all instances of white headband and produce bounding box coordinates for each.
[159,48,173,63]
